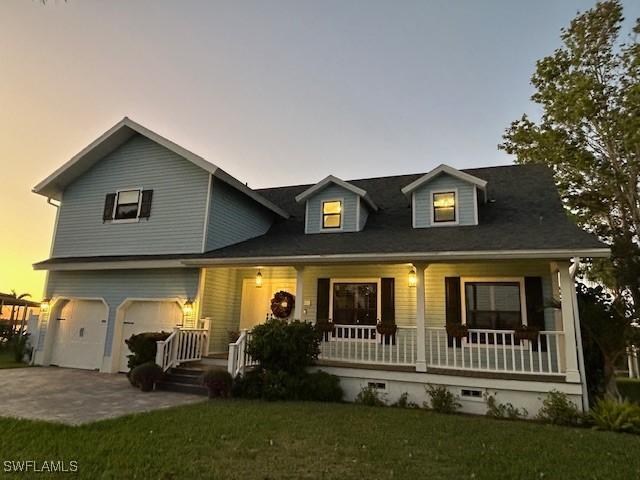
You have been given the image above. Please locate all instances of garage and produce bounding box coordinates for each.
[118,301,184,372]
[50,299,108,370]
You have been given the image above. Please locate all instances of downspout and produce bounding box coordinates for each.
[32,198,60,365]
[569,257,589,412]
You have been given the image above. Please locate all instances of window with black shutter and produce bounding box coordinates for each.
[103,188,153,221]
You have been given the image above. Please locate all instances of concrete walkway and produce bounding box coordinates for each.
[0,367,204,425]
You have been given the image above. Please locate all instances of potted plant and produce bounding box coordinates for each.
[514,324,540,342]
[445,323,469,339]
[376,320,397,336]
[315,319,335,333]
[202,368,233,399]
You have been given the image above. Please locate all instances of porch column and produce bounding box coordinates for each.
[558,262,581,383]
[294,266,305,321]
[414,263,427,372]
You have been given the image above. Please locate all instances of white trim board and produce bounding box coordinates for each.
[295,175,378,211]
[401,164,487,197]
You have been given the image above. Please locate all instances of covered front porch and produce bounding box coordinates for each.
[190,259,582,383]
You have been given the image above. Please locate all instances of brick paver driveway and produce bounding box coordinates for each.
[0,367,204,425]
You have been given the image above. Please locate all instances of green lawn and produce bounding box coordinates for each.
[0,350,27,369]
[0,401,639,479]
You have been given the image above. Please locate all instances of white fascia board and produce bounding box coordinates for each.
[401,164,488,198]
[294,175,378,211]
[183,247,611,267]
[33,259,189,271]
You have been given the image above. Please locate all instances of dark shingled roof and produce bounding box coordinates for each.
[34,164,606,268]
[200,164,604,259]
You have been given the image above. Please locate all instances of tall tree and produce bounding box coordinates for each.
[501,0,640,307]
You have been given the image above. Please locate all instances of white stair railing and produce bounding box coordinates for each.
[156,321,210,372]
[227,329,257,377]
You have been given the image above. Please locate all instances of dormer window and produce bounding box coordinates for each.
[322,200,342,229]
[433,191,456,223]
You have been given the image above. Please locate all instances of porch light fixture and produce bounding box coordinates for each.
[182,299,194,315]
[40,298,51,312]
[408,269,417,288]
[255,270,263,288]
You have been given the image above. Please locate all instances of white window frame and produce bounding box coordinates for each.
[460,276,528,328]
[429,188,459,226]
[111,187,143,224]
[320,198,344,232]
[328,278,381,342]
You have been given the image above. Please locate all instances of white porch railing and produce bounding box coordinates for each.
[227,329,258,377]
[156,323,210,372]
[318,325,417,366]
[628,345,640,379]
[425,327,565,375]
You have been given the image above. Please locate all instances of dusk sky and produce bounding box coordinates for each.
[2,0,639,299]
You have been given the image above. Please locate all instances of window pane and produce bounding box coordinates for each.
[323,214,341,228]
[323,201,341,214]
[118,190,140,205]
[115,203,139,219]
[465,282,521,331]
[433,192,455,222]
[332,283,377,325]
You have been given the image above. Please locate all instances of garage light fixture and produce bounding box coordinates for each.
[182,299,194,316]
[256,270,263,288]
[40,298,51,312]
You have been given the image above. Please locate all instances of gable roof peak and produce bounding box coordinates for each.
[294,174,378,211]
[32,117,289,218]
[400,163,488,197]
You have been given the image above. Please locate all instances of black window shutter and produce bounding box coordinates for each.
[381,278,395,324]
[525,276,547,351]
[102,193,116,222]
[316,278,330,321]
[139,190,153,219]
[445,277,461,347]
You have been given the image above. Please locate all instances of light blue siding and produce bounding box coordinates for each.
[413,173,477,227]
[52,134,210,257]
[206,178,274,251]
[41,268,201,355]
[305,184,361,233]
[359,203,369,230]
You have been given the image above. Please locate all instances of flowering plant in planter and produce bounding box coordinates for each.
[514,324,540,342]
[376,321,397,336]
[445,323,469,339]
[315,319,335,333]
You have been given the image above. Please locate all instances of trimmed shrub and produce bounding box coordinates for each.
[232,370,264,399]
[590,397,640,434]
[246,318,320,374]
[125,331,171,372]
[8,332,30,362]
[536,390,581,426]
[392,392,419,409]
[424,384,460,414]
[484,392,528,420]
[130,362,164,392]
[617,378,640,404]
[354,385,387,407]
[202,368,233,399]
[303,371,343,402]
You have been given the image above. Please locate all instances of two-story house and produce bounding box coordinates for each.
[32,118,609,415]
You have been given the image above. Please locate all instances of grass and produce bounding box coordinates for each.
[0,401,639,479]
[0,350,27,369]
[618,377,640,404]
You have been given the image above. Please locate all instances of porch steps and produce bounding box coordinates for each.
[156,363,225,396]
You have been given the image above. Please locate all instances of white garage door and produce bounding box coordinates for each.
[118,301,183,372]
[50,300,107,370]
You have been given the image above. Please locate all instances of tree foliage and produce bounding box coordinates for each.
[500,0,640,309]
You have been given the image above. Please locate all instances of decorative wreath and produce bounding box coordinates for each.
[270,290,295,318]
